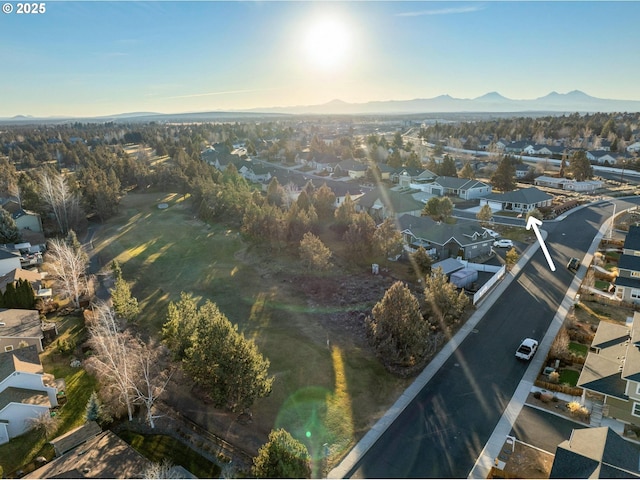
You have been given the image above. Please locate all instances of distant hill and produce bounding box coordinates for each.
[243,90,640,115]
[2,90,639,123]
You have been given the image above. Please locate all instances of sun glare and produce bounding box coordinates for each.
[303,17,351,71]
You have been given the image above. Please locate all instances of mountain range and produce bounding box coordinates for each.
[2,90,640,123]
[245,90,640,115]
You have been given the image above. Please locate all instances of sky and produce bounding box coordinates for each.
[1,1,640,117]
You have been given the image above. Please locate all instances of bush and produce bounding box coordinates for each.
[548,371,560,383]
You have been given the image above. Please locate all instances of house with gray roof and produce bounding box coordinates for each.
[480,187,553,213]
[397,214,493,260]
[0,309,44,353]
[577,311,640,428]
[550,427,640,478]
[334,159,368,179]
[0,248,21,277]
[614,225,640,304]
[356,187,424,221]
[0,345,59,444]
[420,176,491,200]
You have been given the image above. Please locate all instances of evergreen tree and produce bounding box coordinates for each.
[568,150,593,181]
[334,193,356,232]
[0,206,21,244]
[110,277,139,322]
[424,267,469,329]
[366,281,431,367]
[476,204,493,224]
[16,279,36,309]
[491,156,516,192]
[459,161,476,180]
[161,292,200,360]
[3,283,18,308]
[252,428,311,479]
[440,155,457,177]
[374,217,404,261]
[312,183,336,220]
[85,391,102,422]
[410,246,433,280]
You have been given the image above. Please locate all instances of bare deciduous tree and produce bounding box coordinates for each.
[39,171,84,234]
[44,236,89,308]
[86,303,137,421]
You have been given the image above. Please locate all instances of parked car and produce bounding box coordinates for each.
[515,338,538,361]
[567,257,580,271]
[493,239,514,248]
[483,228,500,239]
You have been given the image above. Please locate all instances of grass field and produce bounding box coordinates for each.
[118,431,221,478]
[92,192,409,471]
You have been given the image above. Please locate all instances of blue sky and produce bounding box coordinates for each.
[2,1,639,117]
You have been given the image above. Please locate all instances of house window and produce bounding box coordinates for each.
[4,345,13,352]
[633,402,640,417]
[631,289,640,300]
[632,271,640,278]
[636,383,640,396]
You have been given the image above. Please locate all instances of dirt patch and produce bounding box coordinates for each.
[493,439,554,479]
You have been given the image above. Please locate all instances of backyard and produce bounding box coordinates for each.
[91,191,412,472]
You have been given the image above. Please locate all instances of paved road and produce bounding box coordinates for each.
[343,198,640,478]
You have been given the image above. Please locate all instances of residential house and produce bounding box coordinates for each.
[311,153,341,173]
[420,176,491,200]
[504,140,533,154]
[627,142,640,153]
[514,164,533,179]
[614,226,640,304]
[0,309,44,353]
[587,151,617,165]
[480,187,553,213]
[549,427,640,478]
[0,267,43,294]
[0,345,60,444]
[356,187,424,221]
[334,159,367,179]
[50,421,102,457]
[534,176,603,193]
[1,198,43,233]
[392,168,437,186]
[237,162,273,183]
[577,311,640,429]
[0,248,21,277]
[330,182,364,207]
[25,430,151,478]
[397,214,493,260]
[376,163,395,181]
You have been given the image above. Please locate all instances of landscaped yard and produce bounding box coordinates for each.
[91,191,411,473]
[558,369,581,387]
[118,431,221,478]
[0,315,98,476]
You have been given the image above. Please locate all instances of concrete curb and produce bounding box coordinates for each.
[328,233,546,479]
[467,210,615,479]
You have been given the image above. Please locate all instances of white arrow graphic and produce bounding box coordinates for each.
[526,216,556,272]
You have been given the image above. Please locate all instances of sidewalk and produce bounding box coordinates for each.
[328,232,547,479]
[467,211,615,479]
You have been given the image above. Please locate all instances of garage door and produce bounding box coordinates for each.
[481,200,502,212]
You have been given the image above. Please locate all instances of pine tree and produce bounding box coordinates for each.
[85,391,102,422]
[252,429,311,479]
[0,206,21,244]
[3,283,18,308]
[110,277,139,322]
[491,156,516,192]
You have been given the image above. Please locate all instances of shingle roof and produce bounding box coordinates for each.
[577,321,631,400]
[619,255,640,272]
[0,248,20,261]
[50,421,102,457]
[433,176,489,191]
[615,276,640,289]
[0,268,43,293]
[0,386,49,410]
[550,427,640,479]
[483,187,553,205]
[356,188,424,214]
[0,344,42,381]
[397,214,490,247]
[624,226,640,252]
[0,309,42,340]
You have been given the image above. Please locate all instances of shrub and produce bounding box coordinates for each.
[533,391,542,400]
[548,371,560,383]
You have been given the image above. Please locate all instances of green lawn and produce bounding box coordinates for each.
[0,315,98,475]
[559,369,581,387]
[594,280,611,291]
[93,192,409,472]
[569,342,588,357]
[118,431,221,478]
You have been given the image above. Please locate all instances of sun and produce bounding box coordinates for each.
[303,17,352,72]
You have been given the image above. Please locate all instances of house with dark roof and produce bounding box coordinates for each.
[50,421,102,457]
[577,311,640,428]
[550,427,640,478]
[334,159,367,179]
[514,164,533,179]
[0,268,43,295]
[356,187,424,221]
[587,151,617,165]
[0,345,59,444]
[480,187,553,213]
[614,226,640,304]
[392,168,437,186]
[397,214,493,260]
[420,176,491,200]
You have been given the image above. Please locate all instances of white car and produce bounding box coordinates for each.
[483,228,500,239]
[493,239,514,248]
[515,338,539,361]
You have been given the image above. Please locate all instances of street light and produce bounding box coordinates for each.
[609,202,616,240]
[621,160,626,183]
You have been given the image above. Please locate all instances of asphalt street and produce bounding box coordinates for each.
[344,198,640,478]
[510,406,580,454]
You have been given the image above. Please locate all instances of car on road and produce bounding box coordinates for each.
[516,338,539,361]
[494,239,514,248]
[567,257,580,271]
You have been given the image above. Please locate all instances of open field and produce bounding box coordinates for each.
[92,191,411,471]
